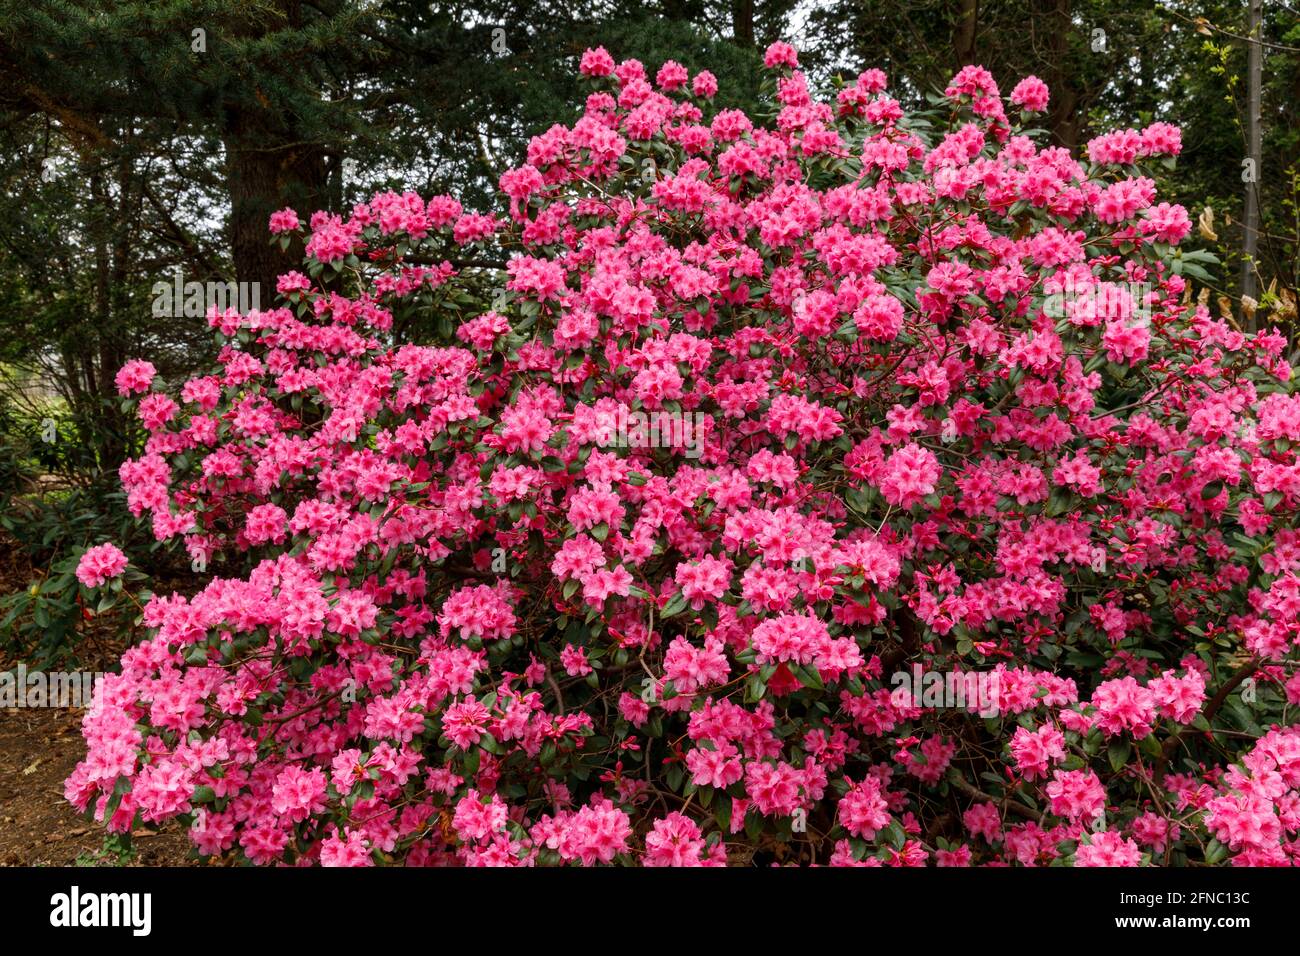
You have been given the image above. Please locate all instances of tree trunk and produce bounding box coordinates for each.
[661,0,699,21]
[87,165,127,474]
[1034,0,1082,150]
[223,113,327,293]
[954,0,979,68]
[1241,0,1263,317]
[732,0,755,47]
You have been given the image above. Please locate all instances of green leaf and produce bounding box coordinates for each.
[1107,737,1132,773]
[881,820,906,849]
[1205,839,1228,865]
[792,664,823,691]
[660,592,688,618]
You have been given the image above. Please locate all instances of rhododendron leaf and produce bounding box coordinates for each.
[660,593,688,618]
[791,664,823,690]
[1066,651,1105,668]
[1107,737,1132,772]
[1179,263,1214,283]
[881,820,906,849]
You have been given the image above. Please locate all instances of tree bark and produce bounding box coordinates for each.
[661,0,701,21]
[86,165,128,472]
[223,111,327,293]
[954,0,979,68]
[1034,0,1082,150]
[732,0,755,47]
[1241,0,1263,316]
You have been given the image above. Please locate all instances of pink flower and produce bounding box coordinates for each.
[1010,76,1050,112]
[1149,670,1206,724]
[838,775,891,839]
[579,46,615,77]
[763,41,798,69]
[1131,812,1178,853]
[1075,830,1142,867]
[268,207,301,233]
[76,543,128,588]
[879,442,941,508]
[964,802,1002,844]
[655,60,688,92]
[559,800,631,864]
[438,584,516,642]
[320,828,373,866]
[114,359,156,396]
[1046,769,1105,821]
[1091,676,1157,738]
[1010,724,1066,780]
[1141,122,1182,157]
[663,635,729,693]
[244,503,289,546]
[854,292,904,341]
[443,698,491,750]
[745,760,803,816]
[271,765,328,822]
[674,556,733,610]
[560,643,593,677]
[138,393,178,431]
[1145,202,1191,243]
[643,812,708,866]
[692,70,718,98]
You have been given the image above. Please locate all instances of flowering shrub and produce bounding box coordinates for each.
[66,41,1300,867]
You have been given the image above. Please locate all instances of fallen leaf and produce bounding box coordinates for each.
[1197,206,1217,241]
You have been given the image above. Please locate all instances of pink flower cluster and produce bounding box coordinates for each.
[75,543,128,588]
[68,41,1300,867]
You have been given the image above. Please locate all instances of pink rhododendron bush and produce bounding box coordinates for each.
[66,41,1300,867]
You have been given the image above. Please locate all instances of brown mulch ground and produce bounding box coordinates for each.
[0,706,192,866]
[0,534,194,866]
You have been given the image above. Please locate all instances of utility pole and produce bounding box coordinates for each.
[1241,0,1263,326]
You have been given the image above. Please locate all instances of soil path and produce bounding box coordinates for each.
[0,704,191,865]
